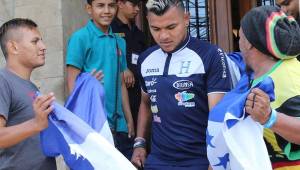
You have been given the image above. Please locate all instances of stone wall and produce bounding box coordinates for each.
[0,0,14,68]
[0,0,89,169]
[0,0,88,102]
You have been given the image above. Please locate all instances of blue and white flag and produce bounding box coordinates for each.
[207,75,275,170]
[226,52,246,87]
[64,73,114,144]
[41,73,136,170]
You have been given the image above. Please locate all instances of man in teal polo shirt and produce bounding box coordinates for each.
[65,0,135,159]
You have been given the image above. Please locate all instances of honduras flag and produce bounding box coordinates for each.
[41,73,136,170]
[207,75,274,170]
[226,52,246,87]
[64,73,114,145]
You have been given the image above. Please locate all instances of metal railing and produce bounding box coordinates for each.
[257,0,275,6]
[184,0,210,41]
[183,0,275,42]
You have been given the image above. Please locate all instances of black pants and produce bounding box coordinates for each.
[114,132,134,160]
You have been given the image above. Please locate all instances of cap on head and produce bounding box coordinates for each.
[241,5,300,59]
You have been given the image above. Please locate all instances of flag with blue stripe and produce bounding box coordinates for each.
[41,73,136,170]
[207,75,274,170]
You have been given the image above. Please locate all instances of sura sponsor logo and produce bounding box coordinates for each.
[173,80,193,90]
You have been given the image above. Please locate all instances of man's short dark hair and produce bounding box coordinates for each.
[146,0,185,16]
[0,18,37,59]
[87,0,94,5]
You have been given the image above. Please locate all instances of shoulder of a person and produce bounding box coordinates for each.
[0,71,11,88]
[187,38,220,56]
[195,37,217,49]
[137,45,160,64]
[69,24,91,41]
[0,70,7,79]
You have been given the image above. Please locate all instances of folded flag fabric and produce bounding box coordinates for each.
[64,73,114,144]
[41,73,136,170]
[207,75,275,170]
[226,52,245,87]
[226,52,246,76]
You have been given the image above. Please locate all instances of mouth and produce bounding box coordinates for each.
[101,16,112,20]
[38,54,45,58]
[160,41,172,46]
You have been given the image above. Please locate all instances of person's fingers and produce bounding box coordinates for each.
[129,131,135,138]
[246,91,269,109]
[130,77,135,88]
[34,93,54,108]
[126,76,130,84]
[128,79,133,88]
[139,160,144,169]
[34,96,43,107]
[94,70,103,80]
[245,106,260,121]
[140,154,146,167]
[132,156,142,168]
[245,99,254,108]
[247,92,255,101]
[251,88,269,99]
[44,105,54,116]
[252,94,256,108]
[90,69,96,75]
[245,105,253,114]
[40,95,55,110]
[98,73,104,80]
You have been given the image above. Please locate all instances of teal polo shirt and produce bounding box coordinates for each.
[66,20,128,132]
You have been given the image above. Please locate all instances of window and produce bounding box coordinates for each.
[257,0,275,6]
[184,0,210,41]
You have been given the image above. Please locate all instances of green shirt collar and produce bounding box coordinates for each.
[252,60,283,87]
[87,19,114,37]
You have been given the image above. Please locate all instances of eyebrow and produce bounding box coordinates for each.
[31,37,41,42]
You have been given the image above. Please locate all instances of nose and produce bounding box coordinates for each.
[40,41,46,52]
[104,5,110,13]
[159,30,169,41]
[135,5,140,12]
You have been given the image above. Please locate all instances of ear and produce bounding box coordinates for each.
[117,1,124,8]
[6,40,18,55]
[85,4,92,15]
[183,11,190,27]
[244,38,253,50]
